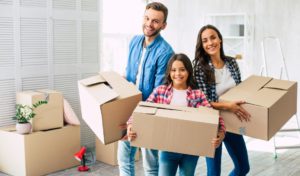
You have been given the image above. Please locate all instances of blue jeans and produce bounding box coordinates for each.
[206,132,250,176]
[117,140,159,176]
[118,140,137,176]
[159,151,199,176]
[141,148,159,176]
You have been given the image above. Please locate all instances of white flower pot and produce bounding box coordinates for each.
[16,123,32,134]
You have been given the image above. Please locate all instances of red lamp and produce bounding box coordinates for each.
[74,147,90,172]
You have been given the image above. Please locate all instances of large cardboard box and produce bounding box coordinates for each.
[96,139,140,166]
[16,89,64,131]
[78,71,142,145]
[0,125,80,176]
[130,102,219,157]
[219,75,297,140]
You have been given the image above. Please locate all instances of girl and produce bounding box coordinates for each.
[128,53,226,176]
[193,24,251,176]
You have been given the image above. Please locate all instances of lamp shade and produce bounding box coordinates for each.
[74,147,86,161]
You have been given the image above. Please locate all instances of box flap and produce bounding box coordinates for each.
[84,82,119,105]
[235,75,272,92]
[80,75,106,86]
[138,101,190,112]
[101,71,141,98]
[246,88,286,108]
[219,89,252,102]
[156,109,218,124]
[264,79,297,90]
[134,106,157,114]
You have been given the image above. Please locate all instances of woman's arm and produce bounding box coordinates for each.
[211,101,251,122]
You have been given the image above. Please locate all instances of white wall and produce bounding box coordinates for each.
[160,0,300,79]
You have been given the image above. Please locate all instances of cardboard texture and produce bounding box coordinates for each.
[130,102,219,157]
[0,125,80,176]
[16,89,64,132]
[78,71,142,144]
[219,75,297,140]
[95,139,140,166]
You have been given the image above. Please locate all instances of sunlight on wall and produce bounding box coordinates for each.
[101,0,146,74]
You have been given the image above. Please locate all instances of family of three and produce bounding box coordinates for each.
[118,2,251,176]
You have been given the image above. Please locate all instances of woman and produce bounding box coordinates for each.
[193,24,251,176]
[128,53,226,176]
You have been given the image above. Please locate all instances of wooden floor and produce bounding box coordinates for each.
[1,134,300,176]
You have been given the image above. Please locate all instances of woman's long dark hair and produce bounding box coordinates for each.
[165,53,198,89]
[193,24,226,84]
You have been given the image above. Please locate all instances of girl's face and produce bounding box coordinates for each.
[170,60,188,90]
[201,28,222,57]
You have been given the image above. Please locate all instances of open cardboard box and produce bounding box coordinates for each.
[78,71,142,144]
[130,102,219,157]
[219,75,297,140]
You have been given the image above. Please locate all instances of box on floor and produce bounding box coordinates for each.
[78,71,142,145]
[96,139,140,166]
[130,102,219,157]
[219,75,297,140]
[16,89,64,132]
[0,125,80,176]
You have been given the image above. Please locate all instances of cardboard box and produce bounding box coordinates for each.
[130,102,219,157]
[16,89,64,131]
[96,139,140,166]
[78,71,142,145]
[0,125,80,176]
[219,75,297,140]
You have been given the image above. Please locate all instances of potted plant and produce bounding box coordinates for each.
[13,100,47,134]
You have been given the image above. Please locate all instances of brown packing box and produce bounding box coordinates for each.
[0,125,80,176]
[95,139,140,166]
[16,89,64,132]
[130,102,219,157]
[78,71,142,144]
[219,75,297,140]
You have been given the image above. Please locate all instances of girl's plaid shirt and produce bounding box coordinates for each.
[146,84,226,133]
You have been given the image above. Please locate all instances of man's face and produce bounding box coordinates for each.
[142,8,166,38]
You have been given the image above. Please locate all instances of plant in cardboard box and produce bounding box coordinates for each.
[13,100,47,134]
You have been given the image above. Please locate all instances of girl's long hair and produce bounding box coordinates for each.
[193,24,226,84]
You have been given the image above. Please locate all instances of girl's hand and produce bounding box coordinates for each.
[127,124,137,141]
[226,100,251,122]
[211,131,225,148]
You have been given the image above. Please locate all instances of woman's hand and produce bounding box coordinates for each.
[127,124,137,141]
[211,131,225,148]
[226,100,251,122]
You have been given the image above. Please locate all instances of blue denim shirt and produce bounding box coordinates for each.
[126,34,174,100]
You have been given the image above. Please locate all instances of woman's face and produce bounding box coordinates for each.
[201,28,222,57]
[170,60,188,90]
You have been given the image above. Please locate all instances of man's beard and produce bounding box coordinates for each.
[143,25,162,38]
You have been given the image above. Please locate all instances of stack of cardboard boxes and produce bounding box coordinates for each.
[0,90,80,176]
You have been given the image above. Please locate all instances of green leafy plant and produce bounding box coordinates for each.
[13,101,48,123]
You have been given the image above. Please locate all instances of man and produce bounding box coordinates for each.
[117,2,174,176]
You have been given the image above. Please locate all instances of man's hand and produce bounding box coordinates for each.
[127,124,137,141]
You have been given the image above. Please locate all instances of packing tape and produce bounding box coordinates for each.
[35,90,50,102]
[239,127,246,135]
